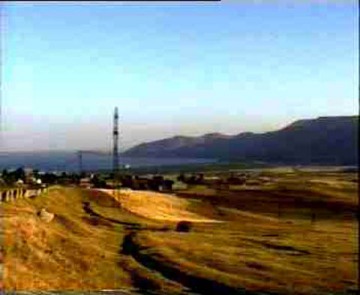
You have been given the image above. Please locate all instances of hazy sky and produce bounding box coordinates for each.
[0,2,358,152]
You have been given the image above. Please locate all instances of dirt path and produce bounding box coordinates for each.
[81,201,210,294]
[121,231,269,295]
[81,200,270,295]
[81,201,191,293]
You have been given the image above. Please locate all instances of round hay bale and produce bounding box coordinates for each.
[176,221,192,232]
[38,208,54,223]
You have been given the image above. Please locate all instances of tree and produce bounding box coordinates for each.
[2,169,8,177]
[163,179,174,191]
[91,175,106,188]
[177,173,186,182]
[14,167,25,181]
[33,169,40,178]
[41,173,58,184]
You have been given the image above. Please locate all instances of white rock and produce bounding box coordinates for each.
[38,208,54,223]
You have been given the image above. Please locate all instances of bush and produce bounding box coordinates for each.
[176,221,192,232]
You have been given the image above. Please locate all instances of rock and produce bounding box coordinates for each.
[38,208,54,223]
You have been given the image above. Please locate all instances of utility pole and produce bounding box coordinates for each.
[77,151,83,175]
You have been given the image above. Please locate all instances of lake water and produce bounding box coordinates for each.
[0,151,216,173]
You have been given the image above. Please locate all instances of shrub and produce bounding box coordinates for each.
[176,221,192,232]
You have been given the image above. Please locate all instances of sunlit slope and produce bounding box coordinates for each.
[132,211,358,295]
[0,186,217,293]
[125,174,358,295]
[1,187,133,290]
[1,175,358,294]
[100,189,220,222]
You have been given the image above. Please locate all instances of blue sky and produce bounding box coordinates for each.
[0,2,358,152]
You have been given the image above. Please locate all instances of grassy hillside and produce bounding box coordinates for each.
[1,187,184,292]
[118,171,358,294]
[0,171,358,294]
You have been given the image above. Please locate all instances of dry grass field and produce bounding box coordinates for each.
[0,170,358,294]
[100,189,221,223]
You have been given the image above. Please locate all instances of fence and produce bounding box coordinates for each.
[0,187,48,203]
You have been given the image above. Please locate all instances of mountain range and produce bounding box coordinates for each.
[123,116,358,165]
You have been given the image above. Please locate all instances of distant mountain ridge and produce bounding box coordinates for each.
[123,116,358,165]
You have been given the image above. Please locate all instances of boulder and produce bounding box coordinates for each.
[38,208,54,223]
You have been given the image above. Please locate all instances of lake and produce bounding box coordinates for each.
[0,151,216,173]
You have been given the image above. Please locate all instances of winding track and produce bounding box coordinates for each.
[82,196,273,295]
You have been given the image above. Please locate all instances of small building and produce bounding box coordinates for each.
[159,179,174,192]
[79,177,93,189]
[172,181,188,191]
